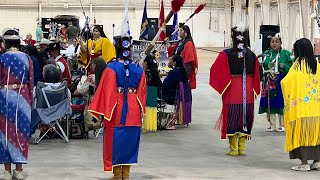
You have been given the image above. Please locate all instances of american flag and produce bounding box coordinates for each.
[0,52,33,164]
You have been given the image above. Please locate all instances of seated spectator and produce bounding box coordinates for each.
[75,57,106,95]
[40,64,71,105]
[43,64,62,83]
[31,64,71,139]
[23,33,36,45]
[65,38,79,58]
[161,54,188,105]
[46,42,72,86]
[46,59,57,66]
[74,58,106,131]
[41,64,71,100]
[25,45,42,86]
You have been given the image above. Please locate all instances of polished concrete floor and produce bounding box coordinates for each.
[1,48,320,180]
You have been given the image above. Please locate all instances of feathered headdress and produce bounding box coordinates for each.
[118,0,132,61]
[232,0,249,59]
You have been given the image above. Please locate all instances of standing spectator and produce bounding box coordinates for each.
[60,24,67,40]
[259,33,293,132]
[25,45,42,86]
[35,22,43,43]
[35,51,49,75]
[0,37,4,51]
[66,21,78,43]
[46,43,72,86]
[165,25,198,89]
[143,54,162,131]
[38,38,52,52]
[23,33,36,45]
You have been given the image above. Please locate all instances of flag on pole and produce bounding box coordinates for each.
[171,13,178,40]
[159,0,166,41]
[121,0,130,37]
[139,0,149,40]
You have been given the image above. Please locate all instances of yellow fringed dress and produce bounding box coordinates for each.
[143,86,158,132]
[281,59,320,153]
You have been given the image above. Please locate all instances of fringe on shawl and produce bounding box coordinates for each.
[143,107,157,132]
[285,117,320,152]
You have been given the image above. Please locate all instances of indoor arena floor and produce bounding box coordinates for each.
[3,48,319,180]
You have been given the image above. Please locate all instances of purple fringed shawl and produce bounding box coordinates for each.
[176,82,192,125]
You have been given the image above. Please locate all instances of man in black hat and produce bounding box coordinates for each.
[46,43,71,86]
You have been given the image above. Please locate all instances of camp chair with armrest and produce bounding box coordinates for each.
[31,81,71,144]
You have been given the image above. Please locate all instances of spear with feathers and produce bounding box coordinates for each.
[170,3,206,36]
[143,0,186,57]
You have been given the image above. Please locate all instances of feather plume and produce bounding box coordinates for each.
[235,15,248,33]
[171,0,185,13]
[195,3,206,14]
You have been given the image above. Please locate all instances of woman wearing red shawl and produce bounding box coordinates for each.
[165,25,198,89]
[209,26,260,156]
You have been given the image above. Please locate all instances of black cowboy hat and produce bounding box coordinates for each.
[45,42,61,52]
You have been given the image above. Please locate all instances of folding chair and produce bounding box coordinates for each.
[157,85,178,130]
[31,81,71,144]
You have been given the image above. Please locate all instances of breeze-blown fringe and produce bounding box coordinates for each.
[285,117,320,152]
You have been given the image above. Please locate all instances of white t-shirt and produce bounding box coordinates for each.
[65,44,80,57]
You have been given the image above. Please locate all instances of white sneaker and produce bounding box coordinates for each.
[12,170,23,180]
[266,127,276,132]
[291,164,311,171]
[310,162,320,170]
[1,170,12,180]
[276,127,285,132]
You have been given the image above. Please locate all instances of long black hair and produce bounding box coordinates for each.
[144,54,162,87]
[3,39,21,50]
[93,57,106,86]
[181,25,193,41]
[144,54,158,71]
[293,38,317,74]
[172,54,188,83]
[93,25,106,38]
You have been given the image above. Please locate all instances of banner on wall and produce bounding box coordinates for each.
[132,40,175,75]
